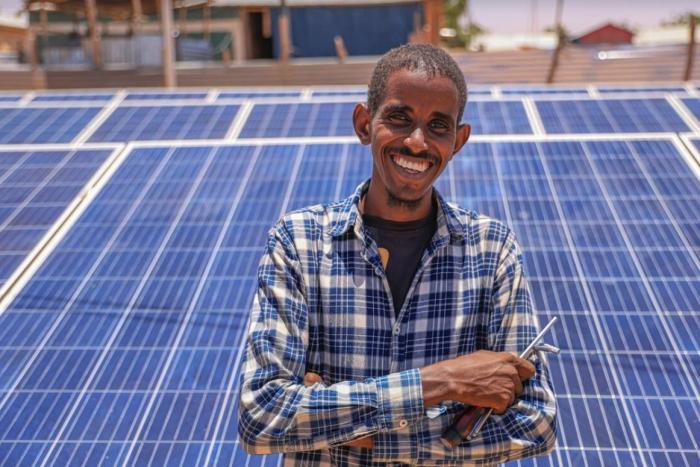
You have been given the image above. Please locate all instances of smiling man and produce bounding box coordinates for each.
[238,44,556,465]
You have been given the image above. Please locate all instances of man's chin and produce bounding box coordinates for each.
[387,190,426,209]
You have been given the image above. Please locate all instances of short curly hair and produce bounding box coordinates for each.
[367,43,468,123]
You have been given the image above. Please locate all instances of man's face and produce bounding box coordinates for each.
[354,69,470,209]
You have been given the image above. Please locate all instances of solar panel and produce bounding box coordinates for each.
[466,88,492,96]
[0,95,23,103]
[32,93,114,102]
[597,85,687,94]
[0,107,103,144]
[124,91,209,101]
[536,98,690,133]
[239,102,357,138]
[87,105,240,142]
[1,137,697,465]
[462,100,533,134]
[311,89,366,98]
[0,147,117,290]
[680,98,700,125]
[218,90,303,99]
[500,86,589,96]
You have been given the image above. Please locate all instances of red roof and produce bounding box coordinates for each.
[573,23,635,45]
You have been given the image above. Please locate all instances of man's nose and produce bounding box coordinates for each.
[403,127,428,154]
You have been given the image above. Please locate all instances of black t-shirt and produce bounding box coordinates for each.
[363,202,437,316]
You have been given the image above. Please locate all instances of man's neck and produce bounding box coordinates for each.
[362,181,434,222]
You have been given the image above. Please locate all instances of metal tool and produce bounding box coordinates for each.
[440,317,560,449]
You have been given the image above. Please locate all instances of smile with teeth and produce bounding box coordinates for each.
[391,154,431,174]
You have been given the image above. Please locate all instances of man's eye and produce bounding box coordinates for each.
[389,113,409,122]
[430,120,449,130]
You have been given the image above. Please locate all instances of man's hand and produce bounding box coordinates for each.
[420,351,535,413]
[303,372,375,449]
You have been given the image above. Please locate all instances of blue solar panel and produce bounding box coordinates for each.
[536,98,690,133]
[88,105,240,142]
[462,100,533,134]
[1,137,697,465]
[124,92,209,101]
[239,102,356,138]
[501,86,589,96]
[0,107,103,144]
[311,89,366,97]
[466,88,492,96]
[680,98,700,125]
[0,95,23,102]
[598,85,687,94]
[0,148,114,289]
[32,93,114,102]
[218,90,302,99]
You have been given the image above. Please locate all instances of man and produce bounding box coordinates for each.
[238,43,556,465]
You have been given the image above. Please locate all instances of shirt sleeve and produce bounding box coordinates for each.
[477,228,557,462]
[372,228,557,464]
[237,222,425,455]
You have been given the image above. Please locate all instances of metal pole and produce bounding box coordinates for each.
[131,0,143,35]
[546,0,564,84]
[161,0,177,87]
[684,14,696,81]
[278,0,291,62]
[85,0,102,68]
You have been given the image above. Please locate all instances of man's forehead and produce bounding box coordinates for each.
[379,69,461,115]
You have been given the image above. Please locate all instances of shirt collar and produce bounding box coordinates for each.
[328,178,467,239]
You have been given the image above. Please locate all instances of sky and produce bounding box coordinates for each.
[1,0,698,34]
[471,0,698,35]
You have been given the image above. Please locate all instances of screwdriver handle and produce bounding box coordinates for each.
[439,406,488,449]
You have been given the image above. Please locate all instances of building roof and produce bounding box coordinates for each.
[216,0,420,5]
[572,22,635,42]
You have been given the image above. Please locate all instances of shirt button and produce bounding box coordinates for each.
[399,419,408,428]
[393,326,400,335]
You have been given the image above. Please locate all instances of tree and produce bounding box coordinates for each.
[661,12,700,27]
[442,0,486,48]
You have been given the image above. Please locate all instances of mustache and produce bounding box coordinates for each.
[385,147,438,164]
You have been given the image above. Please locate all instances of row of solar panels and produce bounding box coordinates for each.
[2,134,700,297]
[1,97,700,144]
[0,136,699,466]
[1,83,699,103]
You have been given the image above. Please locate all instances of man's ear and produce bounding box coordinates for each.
[353,103,372,145]
[450,123,471,159]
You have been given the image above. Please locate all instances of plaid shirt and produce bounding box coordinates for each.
[238,180,556,466]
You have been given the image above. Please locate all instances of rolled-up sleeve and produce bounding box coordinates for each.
[237,222,426,454]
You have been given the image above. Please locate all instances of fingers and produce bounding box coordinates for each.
[303,372,323,386]
[514,357,536,381]
[507,352,536,380]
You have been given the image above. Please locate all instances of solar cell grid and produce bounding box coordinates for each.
[597,85,687,94]
[0,95,23,102]
[0,81,699,465]
[124,91,209,101]
[218,90,302,99]
[239,102,356,138]
[32,93,114,102]
[462,101,533,134]
[87,104,240,142]
[0,148,114,290]
[0,107,103,144]
[536,98,690,133]
[311,89,366,97]
[500,86,589,96]
[680,98,700,126]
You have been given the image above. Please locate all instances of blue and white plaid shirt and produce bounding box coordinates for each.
[238,180,556,466]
